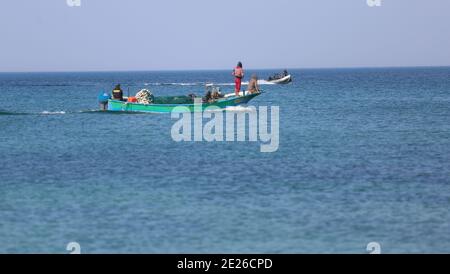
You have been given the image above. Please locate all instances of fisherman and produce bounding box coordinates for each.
[232,62,244,96]
[283,69,289,77]
[98,91,111,111]
[248,74,260,94]
[112,84,124,101]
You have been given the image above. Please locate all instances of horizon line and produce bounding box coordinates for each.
[0,65,449,74]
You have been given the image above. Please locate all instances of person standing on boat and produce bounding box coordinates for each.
[112,84,124,101]
[232,62,244,96]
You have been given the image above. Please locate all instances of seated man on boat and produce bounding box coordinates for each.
[203,84,224,103]
[267,70,292,84]
[268,73,281,81]
[248,74,261,94]
[112,84,124,101]
[268,70,288,80]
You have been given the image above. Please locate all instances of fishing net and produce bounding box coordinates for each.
[153,96,195,105]
[135,89,196,105]
[135,89,154,104]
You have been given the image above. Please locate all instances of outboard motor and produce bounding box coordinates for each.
[98,91,111,111]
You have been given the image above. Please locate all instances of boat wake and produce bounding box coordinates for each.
[0,111,29,116]
[1,109,157,116]
[0,110,66,116]
[143,80,275,87]
[41,111,66,115]
[144,82,203,86]
[2,105,258,116]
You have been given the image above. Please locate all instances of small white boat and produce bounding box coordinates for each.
[267,74,292,84]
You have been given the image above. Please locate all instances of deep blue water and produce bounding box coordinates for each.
[1,68,450,253]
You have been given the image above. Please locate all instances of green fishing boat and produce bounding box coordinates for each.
[105,92,261,113]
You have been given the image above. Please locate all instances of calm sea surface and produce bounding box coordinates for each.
[1,68,450,253]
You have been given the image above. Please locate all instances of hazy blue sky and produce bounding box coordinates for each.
[0,0,449,71]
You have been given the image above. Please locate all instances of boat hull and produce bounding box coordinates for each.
[267,75,292,84]
[107,92,260,113]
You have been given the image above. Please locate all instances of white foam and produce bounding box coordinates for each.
[256,80,276,85]
[41,111,66,115]
[224,106,257,112]
[203,105,256,113]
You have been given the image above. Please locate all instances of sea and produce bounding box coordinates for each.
[1,67,449,253]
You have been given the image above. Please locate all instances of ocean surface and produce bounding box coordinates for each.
[1,68,450,253]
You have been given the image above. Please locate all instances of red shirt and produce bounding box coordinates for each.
[233,67,244,79]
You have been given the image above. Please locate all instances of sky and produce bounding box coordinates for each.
[0,0,449,72]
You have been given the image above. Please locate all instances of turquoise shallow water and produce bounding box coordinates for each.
[1,68,450,253]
